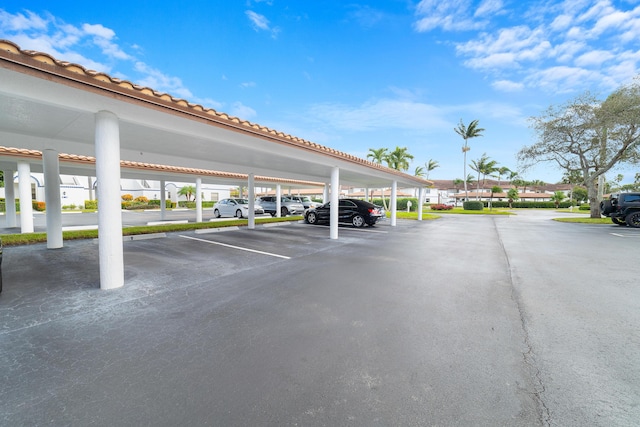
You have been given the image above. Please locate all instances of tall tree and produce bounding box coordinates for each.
[496,166,511,186]
[367,148,388,164]
[519,79,640,218]
[454,119,485,201]
[424,159,439,181]
[385,146,414,171]
[178,185,195,202]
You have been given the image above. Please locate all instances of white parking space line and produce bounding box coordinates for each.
[337,227,388,234]
[610,232,640,238]
[179,235,291,259]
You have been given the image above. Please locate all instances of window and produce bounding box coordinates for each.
[211,192,219,202]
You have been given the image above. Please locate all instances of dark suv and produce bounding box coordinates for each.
[600,193,640,228]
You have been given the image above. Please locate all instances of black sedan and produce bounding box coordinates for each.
[304,198,383,227]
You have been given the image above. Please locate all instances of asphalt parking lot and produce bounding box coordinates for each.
[1,210,639,426]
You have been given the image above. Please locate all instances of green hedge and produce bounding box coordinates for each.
[484,201,574,208]
[370,197,419,211]
[463,201,484,210]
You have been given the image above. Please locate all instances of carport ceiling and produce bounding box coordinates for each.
[0,41,430,189]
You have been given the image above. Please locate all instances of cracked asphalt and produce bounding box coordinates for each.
[1,210,638,426]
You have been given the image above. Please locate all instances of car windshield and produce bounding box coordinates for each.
[235,199,249,204]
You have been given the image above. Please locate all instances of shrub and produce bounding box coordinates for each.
[121,194,133,201]
[148,199,173,208]
[134,196,149,203]
[430,204,454,211]
[579,204,590,211]
[85,200,98,210]
[463,201,484,211]
[482,201,574,208]
[33,201,46,211]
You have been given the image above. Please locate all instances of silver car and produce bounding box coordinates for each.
[213,198,265,219]
[255,196,305,217]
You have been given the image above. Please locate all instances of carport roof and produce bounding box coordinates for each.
[0,145,325,188]
[0,39,432,189]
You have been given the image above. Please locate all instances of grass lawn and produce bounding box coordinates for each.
[553,216,615,224]
[0,215,303,246]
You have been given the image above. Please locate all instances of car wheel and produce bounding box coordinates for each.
[352,214,365,228]
[625,211,640,228]
[213,209,221,218]
[306,211,318,224]
[281,207,289,217]
[600,199,613,215]
[235,209,244,218]
[612,217,626,226]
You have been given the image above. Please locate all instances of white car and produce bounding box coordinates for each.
[213,198,265,218]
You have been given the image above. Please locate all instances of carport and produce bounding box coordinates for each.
[0,39,431,290]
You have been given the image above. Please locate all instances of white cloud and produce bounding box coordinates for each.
[246,10,270,31]
[475,0,504,18]
[306,98,450,132]
[0,9,47,31]
[230,102,257,119]
[414,0,488,32]
[444,0,640,93]
[525,66,600,92]
[574,49,614,66]
[245,10,280,38]
[492,79,525,92]
[134,62,193,99]
[82,23,115,39]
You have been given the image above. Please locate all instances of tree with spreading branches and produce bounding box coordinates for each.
[519,78,640,217]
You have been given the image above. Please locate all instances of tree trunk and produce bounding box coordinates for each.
[586,177,601,218]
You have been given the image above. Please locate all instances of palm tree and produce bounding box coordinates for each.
[367,148,388,164]
[367,147,390,208]
[454,119,484,201]
[551,191,565,208]
[470,153,497,200]
[424,159,439,181]
[530,179,546,193]
[413,166,425,198]
[480,158,498,197]
[178,185,195,202]
[507,188,519,208]
[489,185,503,210]
[496,166,511,186]
[385,146,414,171]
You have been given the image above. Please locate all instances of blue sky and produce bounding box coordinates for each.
[1,0,639,184]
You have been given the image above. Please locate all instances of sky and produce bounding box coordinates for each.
[1,0,639,184]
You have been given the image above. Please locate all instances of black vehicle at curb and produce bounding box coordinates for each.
[304,198,383,228]
[600,192,640,227]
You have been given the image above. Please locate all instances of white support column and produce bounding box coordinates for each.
[248,174,256,229]
[95,110,124,290]
[88,176,94,201]
[4,170,16,228]
[276,184,282,217]
[43,149,63,248]
[390,180,398,227]
[160,179,166,220]
[323,184,329,203]
[330,167,339,240]
[196,177,202,223]
[418,187,425,221]
[17,161,34,233]
[365,187,370,202]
